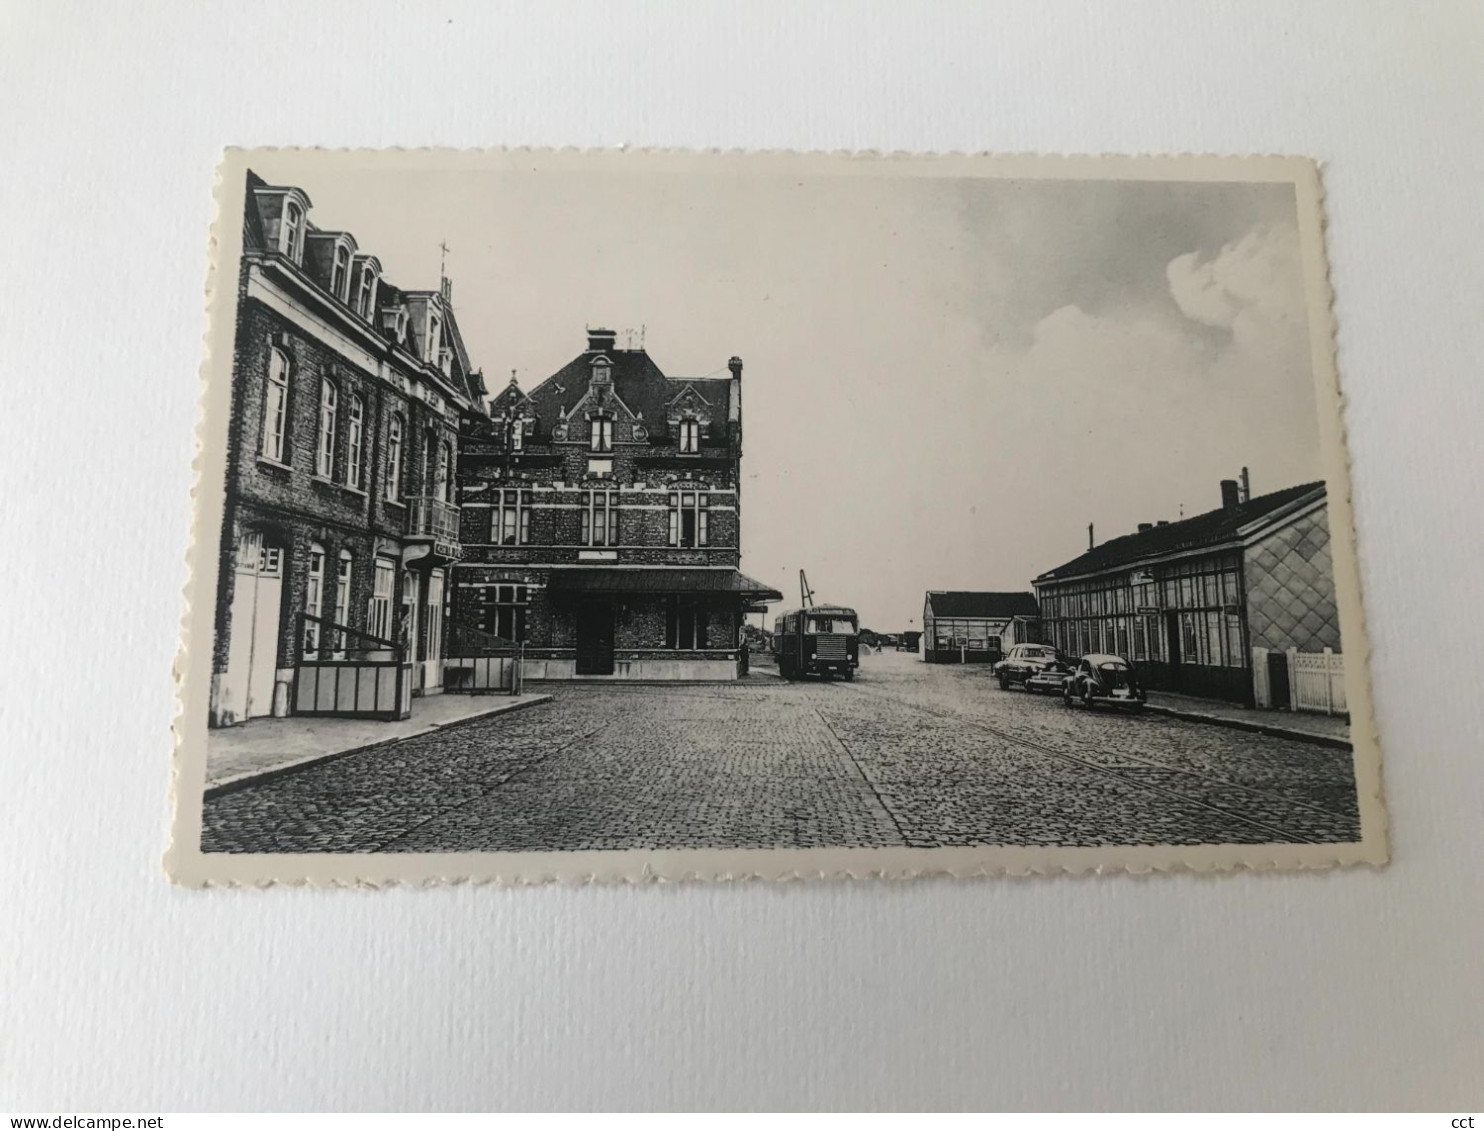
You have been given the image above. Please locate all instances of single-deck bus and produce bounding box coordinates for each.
[771,605,860,681]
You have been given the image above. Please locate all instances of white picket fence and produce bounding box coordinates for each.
[1290,648,1346,715]
[1252,646,1346,714]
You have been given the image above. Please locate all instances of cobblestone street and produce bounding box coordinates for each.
[201,651,1361,853]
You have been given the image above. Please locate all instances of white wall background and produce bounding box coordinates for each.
[2,0,1481,1111]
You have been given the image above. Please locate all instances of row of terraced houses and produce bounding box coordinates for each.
[210,171,780,728]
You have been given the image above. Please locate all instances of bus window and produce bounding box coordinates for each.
[807,616,856,634]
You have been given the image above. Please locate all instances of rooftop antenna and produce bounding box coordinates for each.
[640,323,646,349]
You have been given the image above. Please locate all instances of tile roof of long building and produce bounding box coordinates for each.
[1035,481,1326,582]
[925,591,1043,619]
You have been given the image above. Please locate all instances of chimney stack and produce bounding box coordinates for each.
[440,277,452,302]
[587,327,617,352]
[1138,522,1153,533]
[1088,523,1095,550]
[1157,520,1169,527]
[1240,466,1251,503]
[1220,479,1241,510]
[728,356,743,380]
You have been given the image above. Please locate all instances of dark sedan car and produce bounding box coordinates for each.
[1061,653,1147,710]
[993,643,1071,692]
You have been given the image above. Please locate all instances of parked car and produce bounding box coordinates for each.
[1061,653,1147,710]
[993,643,1071,692]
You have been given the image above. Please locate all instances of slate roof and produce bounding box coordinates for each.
[1035,481,1326,582]
[546,567,782,601]
[526,347,733,429]
[925,591,1042,619]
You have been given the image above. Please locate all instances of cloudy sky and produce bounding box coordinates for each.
[246,155,1323,632]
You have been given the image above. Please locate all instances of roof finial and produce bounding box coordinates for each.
[439,238,450,279]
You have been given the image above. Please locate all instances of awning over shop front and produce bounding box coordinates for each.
[546,567,783,603]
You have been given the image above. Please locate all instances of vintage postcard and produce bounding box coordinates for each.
[166,148,1386,885]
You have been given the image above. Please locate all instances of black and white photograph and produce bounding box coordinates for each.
[168,148,1384,882]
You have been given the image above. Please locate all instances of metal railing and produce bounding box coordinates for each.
[405,495,461,544]
[292,612,412,721]
[442,623,525,696]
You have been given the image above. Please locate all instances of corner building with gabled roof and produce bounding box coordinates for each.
[452,329,783,679]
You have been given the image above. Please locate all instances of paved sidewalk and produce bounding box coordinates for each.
[1142,691,1350,747]
[204,692,552,793]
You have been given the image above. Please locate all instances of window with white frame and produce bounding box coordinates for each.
[666,596,709,650]
[669,491,709,547]
[316,380,338,478]
[331,243,351,300]
[261,347,290,462]
[357,264,377,318]
[345,394,365,488]
[384,413,403,502]
[426,313,441,364]
[280,200,304,260]
[581,490,619,547]
[508,416,524,451]
[495,489,529,546]
[333,550,353,657]
[304,542,325,658]
[476,584,528,642]
[368,557,396,641]
[590,416,613,452]
[678,418,700,454]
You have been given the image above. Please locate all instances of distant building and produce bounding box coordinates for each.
[210,171,487,727]
[921,592,1042,663]
[451,329,782,679]
[1034,480,1341,708]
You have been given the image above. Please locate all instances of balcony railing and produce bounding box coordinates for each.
[405,495,461,547]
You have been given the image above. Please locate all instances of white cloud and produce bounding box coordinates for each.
[1167,221,1303,332]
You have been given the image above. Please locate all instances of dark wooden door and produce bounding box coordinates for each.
[575,600,615,675]
[1165,611,1183,693]
[1267,651,1291,710]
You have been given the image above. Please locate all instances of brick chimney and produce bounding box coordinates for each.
[1138,522,1153,533]
[587,328,617,352]
[1220,479,1241,510]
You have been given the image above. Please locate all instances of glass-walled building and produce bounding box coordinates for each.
[1034,481,1339,706]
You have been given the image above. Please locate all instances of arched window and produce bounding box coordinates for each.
[304,542,326,658]
[316,379,338,478]
[345,394,365,488]
[331,243,352,300]
[357,264,378,318]
[261,347,290,463]
[280,200,304,260]
[333,549,353,657]
[384,413,404,501]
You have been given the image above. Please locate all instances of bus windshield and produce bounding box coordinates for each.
[807,616,857,635]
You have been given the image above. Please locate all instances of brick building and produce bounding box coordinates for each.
[921,592,1042,664]
[1033,480,1340,707]
[452,329,782,679]
[210,171,488,727]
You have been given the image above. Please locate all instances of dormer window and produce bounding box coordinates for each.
[590,417,613,453]
[330,243,352,300]
[426,313,441,365]
[508,416,524,452]
[678,418,700,454]
[356,264,378,319]
[280,200,304,261]
[592,358,612,385]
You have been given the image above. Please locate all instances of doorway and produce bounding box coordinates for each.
[575,600,615,675]
[223,530,284,721]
